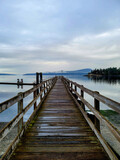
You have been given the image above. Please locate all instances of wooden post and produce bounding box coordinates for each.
[36,72,39,95]
[40,72,43,83]
[33,89,37,110]
[48,80,50,90]
[17,79,19,89]
[36,72,39,84]
[40,72,42,101]
[21,79,23,89]
[46,81,48,92]
[94,91,100,132]
[71,83,73,93]
[75,85,77,92]
[18,92,23,132]
[74,84,78,99]
[44,83,45,95]
[81,86,85,111]
[68,81,70,89]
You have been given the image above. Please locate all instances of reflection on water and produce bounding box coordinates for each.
[0,74,120,122]
[87,75,120,85]
[63,74,120,109]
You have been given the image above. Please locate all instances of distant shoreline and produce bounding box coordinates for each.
[85,73,120,78]
[0,74,16,76]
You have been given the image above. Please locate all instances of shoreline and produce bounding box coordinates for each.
[85,73,120,78]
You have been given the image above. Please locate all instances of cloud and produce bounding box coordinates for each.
[0,0,120,73]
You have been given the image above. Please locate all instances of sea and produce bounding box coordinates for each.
[0,74,120,122]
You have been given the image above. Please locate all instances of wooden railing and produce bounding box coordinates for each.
[62,76,120,160]
[0,76,57,160]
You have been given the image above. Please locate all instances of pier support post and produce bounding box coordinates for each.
[40,72,43,83]
[36,72,39,95]
[40,72,43,101]
[17,79,19,89]
[94,91,100,132]
[18,92,23,132]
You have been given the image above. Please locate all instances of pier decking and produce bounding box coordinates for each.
[10,79,109,160]
[0,75,120,160]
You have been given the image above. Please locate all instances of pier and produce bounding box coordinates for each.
[0,75,120,160]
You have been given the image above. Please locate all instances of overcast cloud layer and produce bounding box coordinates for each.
[0,0,120,73]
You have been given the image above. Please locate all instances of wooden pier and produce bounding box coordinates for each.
[0,76,120,160]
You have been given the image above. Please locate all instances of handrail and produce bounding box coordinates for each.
[0,76,57,160]
[0,88,45,141]
[0,78,54,113]
[63,77,120,113]
[62,76,120,160]
[72,88,120,142]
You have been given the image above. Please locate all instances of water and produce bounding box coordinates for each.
[0,74,120,122]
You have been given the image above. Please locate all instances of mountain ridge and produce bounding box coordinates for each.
[0,73,15,75]
[24,68,92,75]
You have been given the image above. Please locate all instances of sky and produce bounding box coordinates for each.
[0,0,120,74]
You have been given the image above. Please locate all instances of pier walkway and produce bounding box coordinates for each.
[0,75,120,160]
[10,79,109,160]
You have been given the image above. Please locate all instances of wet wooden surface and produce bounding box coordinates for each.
[10,78,109,160]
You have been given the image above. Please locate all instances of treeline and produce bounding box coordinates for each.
[90,67,120,75]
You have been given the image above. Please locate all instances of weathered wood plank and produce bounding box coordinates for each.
[9,78,109,160]
[11,152,108,160]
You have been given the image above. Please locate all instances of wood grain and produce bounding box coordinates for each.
[10,78,109,160]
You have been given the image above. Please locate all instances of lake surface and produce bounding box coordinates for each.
[0,74,120,122]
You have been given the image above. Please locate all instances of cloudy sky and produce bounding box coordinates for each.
[0,0,120,73]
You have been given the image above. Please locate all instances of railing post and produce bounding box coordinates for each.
[40,72,42,101]
[48,80,50,90]
[33,89,37,110]
[81,86,85,111]
[44,83,46,95]
[18,92,23,132]
[94,91,100,132]
[75,85,77,92]
[68,81,70,89]
[71,82,73,92]
[74,84,78,99]
[46,81,48,92]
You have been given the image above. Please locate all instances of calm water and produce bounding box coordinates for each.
[0,75,120,122]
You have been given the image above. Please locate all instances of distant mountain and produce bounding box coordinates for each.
[24,68,92,75]
[66,68,91,74]
[24,73,35,75]
[0,73,15,75]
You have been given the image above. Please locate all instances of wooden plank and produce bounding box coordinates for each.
[9,78,109,160]
[66,85,118,160]
[11,152,108,160]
